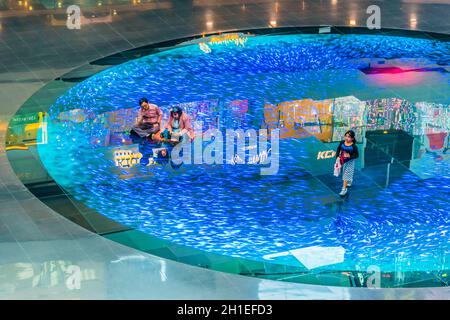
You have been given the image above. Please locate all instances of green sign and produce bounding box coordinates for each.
[10,113,41,126]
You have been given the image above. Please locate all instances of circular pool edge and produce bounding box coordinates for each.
[5,26,450,288]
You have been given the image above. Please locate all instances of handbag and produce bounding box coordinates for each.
[333,157,342,177]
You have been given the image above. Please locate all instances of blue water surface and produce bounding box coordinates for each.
[38,33,450,273]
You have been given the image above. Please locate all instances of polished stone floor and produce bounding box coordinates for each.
[1,0,450,299]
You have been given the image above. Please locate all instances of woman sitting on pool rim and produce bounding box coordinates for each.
[336,130,359,196]
[164,105,195,142]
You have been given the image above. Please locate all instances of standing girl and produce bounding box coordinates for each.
[336,130,359,196]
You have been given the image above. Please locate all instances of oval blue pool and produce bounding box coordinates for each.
[34,31,450,286]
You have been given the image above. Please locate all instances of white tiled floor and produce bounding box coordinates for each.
[0,0,449,299]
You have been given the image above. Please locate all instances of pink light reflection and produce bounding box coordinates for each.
[366,71,425,87]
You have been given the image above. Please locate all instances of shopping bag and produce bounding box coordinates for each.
[333,157,342,177]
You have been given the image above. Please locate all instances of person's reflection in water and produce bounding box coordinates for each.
[154,148,169,165]
[334,200,353,237]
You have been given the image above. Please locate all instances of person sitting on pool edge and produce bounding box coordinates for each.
[336,130,359,197]
[163,106,195,143]
[130,98,163,144]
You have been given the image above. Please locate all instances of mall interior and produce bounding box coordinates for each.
[0,0,449,299]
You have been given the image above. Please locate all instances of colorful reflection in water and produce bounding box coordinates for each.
[30,33,450,276]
